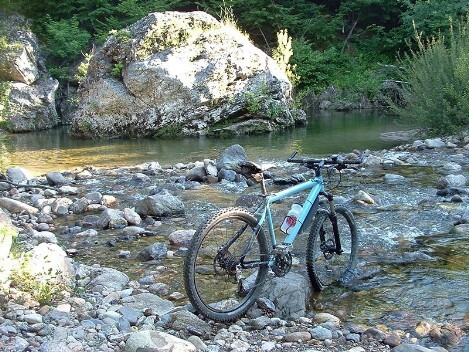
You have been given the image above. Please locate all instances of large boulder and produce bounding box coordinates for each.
[71,11,305,138]
[0,13,59,132]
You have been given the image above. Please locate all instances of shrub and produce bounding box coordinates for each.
[393,19,469,136]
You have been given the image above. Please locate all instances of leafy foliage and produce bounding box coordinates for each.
[392,18,469,135]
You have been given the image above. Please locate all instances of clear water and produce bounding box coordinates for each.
[0,110,402,175]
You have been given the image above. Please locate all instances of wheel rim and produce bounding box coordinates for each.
[192,215,265,314]
[313,213,353,287]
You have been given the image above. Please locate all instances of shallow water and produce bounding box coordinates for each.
[0,110,402,175]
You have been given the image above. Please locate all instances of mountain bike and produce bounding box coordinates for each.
[183,152,361,322]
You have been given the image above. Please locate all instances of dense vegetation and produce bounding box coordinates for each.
[0,0,468,134]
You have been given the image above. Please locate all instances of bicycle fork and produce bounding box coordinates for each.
[322,192,343,255]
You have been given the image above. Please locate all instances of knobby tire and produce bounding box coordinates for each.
[306,206,358,291]
[184,207,269,322]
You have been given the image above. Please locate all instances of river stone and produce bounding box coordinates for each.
[138,242,168,261]
[216,144,248,173]
[424,138,446,149]
[353,190,375,205]
[121,292,174,316]
[135,190,185,217]
[186,166,207,182]
[218,168,237,182]
[88,267,129,293]
[384,173,406,184]
[98,208,128,229]
[284,331,312,342]
[166,310,211,335]
[445,174,466,187]
[442,162,462,173]
[309,326,333,340]
[85,191,103,204]
[168,229,195,246]
[31,229,57,244]
[125,330,195,352]
[260,272,310,319]
[0,209,17,260]
[69,197,89,214]
[26,243,74,287]
[312,313,341,326]
[6,167,32,184]
[46,171,71,186]
[51,197,73,215]
[204,159,218,177]
[391,343,435,352]
[123,207,141,225]
[0,197,39,214]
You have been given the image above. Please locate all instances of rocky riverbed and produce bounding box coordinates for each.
[0,135,467,352]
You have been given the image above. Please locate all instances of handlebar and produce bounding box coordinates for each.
[287,151,362,169]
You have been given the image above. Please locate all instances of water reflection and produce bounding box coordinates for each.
[1,110,402,175]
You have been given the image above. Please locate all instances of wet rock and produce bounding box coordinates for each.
[425,138,446,149]
[453,223,469,234]
[284,331,312,342]
[51,197,73,215]
[218,168,237,182]
[85,191,103,204]
[168,229,195,246]
[216,144,248,173]
[98,208,128,229]
[353,190,375,205]
[204,159,218,178]
[6,167,32,184]
[309,325,333,340]
[429,323,464,346]
[445,174,466,187]
[384,333,401,347]
[135,190,185,217]
[46,172,71,186]
[442,162,462,173]
[186,166,207,182]
[312,313,341,326]
[69,197,89,214]
[384,174,406,184]
[123,208,141,225]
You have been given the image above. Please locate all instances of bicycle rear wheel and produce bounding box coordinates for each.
[306,206,358,291]
[184,207,269,322]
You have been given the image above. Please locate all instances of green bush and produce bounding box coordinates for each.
[393,20,469,136]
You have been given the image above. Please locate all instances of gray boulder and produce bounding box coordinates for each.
[98,208,128,229]
[87,267,129,293]
[135,189,185,217]
[216,144,248,172]
[138,242,168,261]
[71,11,305,138]
[0,13,59,132]
[260,272,311,319]
[6,167,31,184]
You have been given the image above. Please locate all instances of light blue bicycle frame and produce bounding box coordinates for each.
[254,174,325,249]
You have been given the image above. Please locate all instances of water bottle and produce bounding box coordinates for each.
[280,204,302,234]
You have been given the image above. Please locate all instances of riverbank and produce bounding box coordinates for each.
[0,135,468,351]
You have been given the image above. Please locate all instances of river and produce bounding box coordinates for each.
[0,110,402,175]
[2,110,467,350]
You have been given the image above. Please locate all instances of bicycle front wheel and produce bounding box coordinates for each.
[306,206,358,291]
[184,207,269,322]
